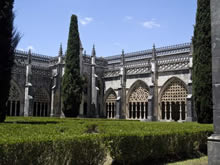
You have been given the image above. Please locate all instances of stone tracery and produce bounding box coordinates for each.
[33,89,49,117]
[128,86,149,120]
[7,83,21,116]
[160,79,187,121]
[106,93,117,119]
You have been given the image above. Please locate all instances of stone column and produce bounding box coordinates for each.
[119,50,126,119]
[15,101,17,116]
[131,102,133,119]
[179,102,183,122]
[147,85,154,121]
[186,82,193,121]
[151,44,158,121]
[10,101,13,116]
[135,103,138,119]
[91,45,99,117]
[169,102,172,121]
[115,98,120,119]
[50,87,55,117]
[143,102,146,119]
[24,50,32,117]
[164,102,167,121]
[208,1,220,164]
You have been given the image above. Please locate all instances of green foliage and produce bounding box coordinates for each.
[0,0,20,122]
[62,15,83,117]
[192,0,212,123]
[0,118,213,164]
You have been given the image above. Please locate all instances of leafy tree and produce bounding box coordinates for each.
[192,0,212,123]
[0,0,20,122]
[62,15,83,117]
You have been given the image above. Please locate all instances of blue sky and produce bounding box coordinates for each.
[14,0,197,57]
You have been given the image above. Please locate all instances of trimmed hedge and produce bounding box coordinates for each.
[0,136,106,165]
[105,131,211,164]
[0,118,213,165]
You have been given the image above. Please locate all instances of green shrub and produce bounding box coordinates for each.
[0,136,106,165]
[0,118,213,164]
[105,130,212,164]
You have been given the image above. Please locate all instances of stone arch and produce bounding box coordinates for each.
[127,80,149,120]
[159,77,188,121]
[33,88,50,117]
[7,80,23,116]
[104,88,117,118]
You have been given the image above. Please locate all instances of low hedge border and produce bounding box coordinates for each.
[0,118,213,165]
[0,136,107,165]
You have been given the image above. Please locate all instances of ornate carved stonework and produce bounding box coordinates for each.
[11,42,193,121]
[161,79,187,103]
[129,87,149,103]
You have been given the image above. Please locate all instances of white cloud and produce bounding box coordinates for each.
[125,16,133,21]
[27,46,35,51]
[142,20,160,29]
[80,17,93,26]
[18,48,25,51]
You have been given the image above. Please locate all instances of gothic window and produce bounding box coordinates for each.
[128,86,148,120]
[33,89,49,117]
[7,83,21,116]
[160,78,187,121]
[106,93,117,119]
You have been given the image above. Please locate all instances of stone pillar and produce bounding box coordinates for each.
[147,84,154,121]
[165,102,167,121]
[119,50,126,119]
[208,1,220,164]
[150,44,158,121]
[131,102,133,119]
[186,81,193,121]
[10,101,13,116]
[91,45,99,117]
[51,45,64,117]
[169,102,172,121]
[143,102,146,119]
[24,50,32,117]
[116,98,120,119]
[179,102,183,122]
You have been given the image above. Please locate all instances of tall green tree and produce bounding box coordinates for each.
[192,0,212,123]
[62,15,83,117]
[0,0,20,122]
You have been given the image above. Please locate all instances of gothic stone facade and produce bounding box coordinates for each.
[8,42,196,122]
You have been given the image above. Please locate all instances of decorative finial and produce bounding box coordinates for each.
[152,44,156,60]
[92,44,96,57]
[28,49,32,64]
[121,49,125,65]
[58,43,63,57]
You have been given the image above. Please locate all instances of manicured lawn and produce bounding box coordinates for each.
[167,156,208,165]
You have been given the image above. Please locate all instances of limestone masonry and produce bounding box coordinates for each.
[8,42,196,121]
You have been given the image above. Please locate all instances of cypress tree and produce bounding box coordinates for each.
[62,15,83,117]
[192,0,212,123]
[0,0,20,122]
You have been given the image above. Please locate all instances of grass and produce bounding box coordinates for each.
[0,117,213,144]
[167,156,208,165]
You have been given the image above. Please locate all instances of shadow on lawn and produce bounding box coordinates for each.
[4,121,59,125]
